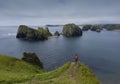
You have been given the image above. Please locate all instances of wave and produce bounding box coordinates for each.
[7,33,16,36]
[0,33,16,38]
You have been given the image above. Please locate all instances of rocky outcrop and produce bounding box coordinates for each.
[54,31,60,36]
[38,27,52,37]
[91,25,102,31]
[62,23,82,37]
[82,25,92,31]
[21,52,43,68]
[102,24,120,30]
[16,25,52,41]
[82,24,103,32]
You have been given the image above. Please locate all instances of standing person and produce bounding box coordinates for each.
[74,54,79,64]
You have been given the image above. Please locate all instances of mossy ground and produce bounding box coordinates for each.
[0,55,100,84]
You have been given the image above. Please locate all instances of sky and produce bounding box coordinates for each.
[0,0,120,25]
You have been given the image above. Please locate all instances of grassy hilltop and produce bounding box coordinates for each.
[0,55,100,84]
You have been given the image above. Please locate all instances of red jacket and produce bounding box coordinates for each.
[74,55,78,60]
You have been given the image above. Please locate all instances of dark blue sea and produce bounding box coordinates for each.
[0,26,120,84]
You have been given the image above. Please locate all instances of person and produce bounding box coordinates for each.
[74,54,79,64]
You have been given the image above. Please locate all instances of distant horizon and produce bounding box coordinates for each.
[0,23,120,26]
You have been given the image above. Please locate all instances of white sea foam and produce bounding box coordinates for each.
[0,33,16,38]
[7,33,16,36]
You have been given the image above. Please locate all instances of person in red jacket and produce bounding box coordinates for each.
[74,54,79,64]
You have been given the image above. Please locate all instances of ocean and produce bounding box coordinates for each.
[0,26,120,84]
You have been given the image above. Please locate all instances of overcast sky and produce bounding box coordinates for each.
[0,0,120,25]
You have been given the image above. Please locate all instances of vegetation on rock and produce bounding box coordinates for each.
[82,25,92,31]
[91,25,102,32]
[22,52,43,68]
[38,27,52,37]
[82,25,102,32]
[63,23,82,37]
[16,25,52,41]
[102,24,120,30]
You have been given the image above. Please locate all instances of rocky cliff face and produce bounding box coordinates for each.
[62,23,82,37]
[16,25,51,41]
[22,52,43,68]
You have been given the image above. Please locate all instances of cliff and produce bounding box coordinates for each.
[0,55,100,84]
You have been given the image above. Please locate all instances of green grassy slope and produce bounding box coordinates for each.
[0,55,100,84]
[0,55,44,83]
[23,62,100,84]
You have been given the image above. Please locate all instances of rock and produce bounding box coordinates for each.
[38,27,52,37]
[21,52,43,68]
[82,24,103,32]
[54,31,60,36]
[91,25,102,32]
[102,24,120,30]
[16,25,48,41]
[62,23,82,37]
[82,25,92,31]
[96,29,101,32]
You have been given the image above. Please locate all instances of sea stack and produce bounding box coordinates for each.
[16,25,49,41]
[62,23,82,37]
[54,31,60,36]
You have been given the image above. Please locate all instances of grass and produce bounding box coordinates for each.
[0,55,100,84]
[0,55,44,83]
[35,62,71,80]
[38,27,52,37]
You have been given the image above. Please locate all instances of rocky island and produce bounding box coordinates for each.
[82,25,92,31]
[16,25,52,41]
[54,31,60,36]
[102,24,120,30]
[91,25,102,32]
[82,25,102,32]
[62,23,82,37]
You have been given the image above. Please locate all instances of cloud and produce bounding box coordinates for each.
[0,0,120,25]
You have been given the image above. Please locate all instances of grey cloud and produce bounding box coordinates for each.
[0,0,120,25]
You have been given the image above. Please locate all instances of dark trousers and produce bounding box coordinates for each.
[75,59,78,64]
